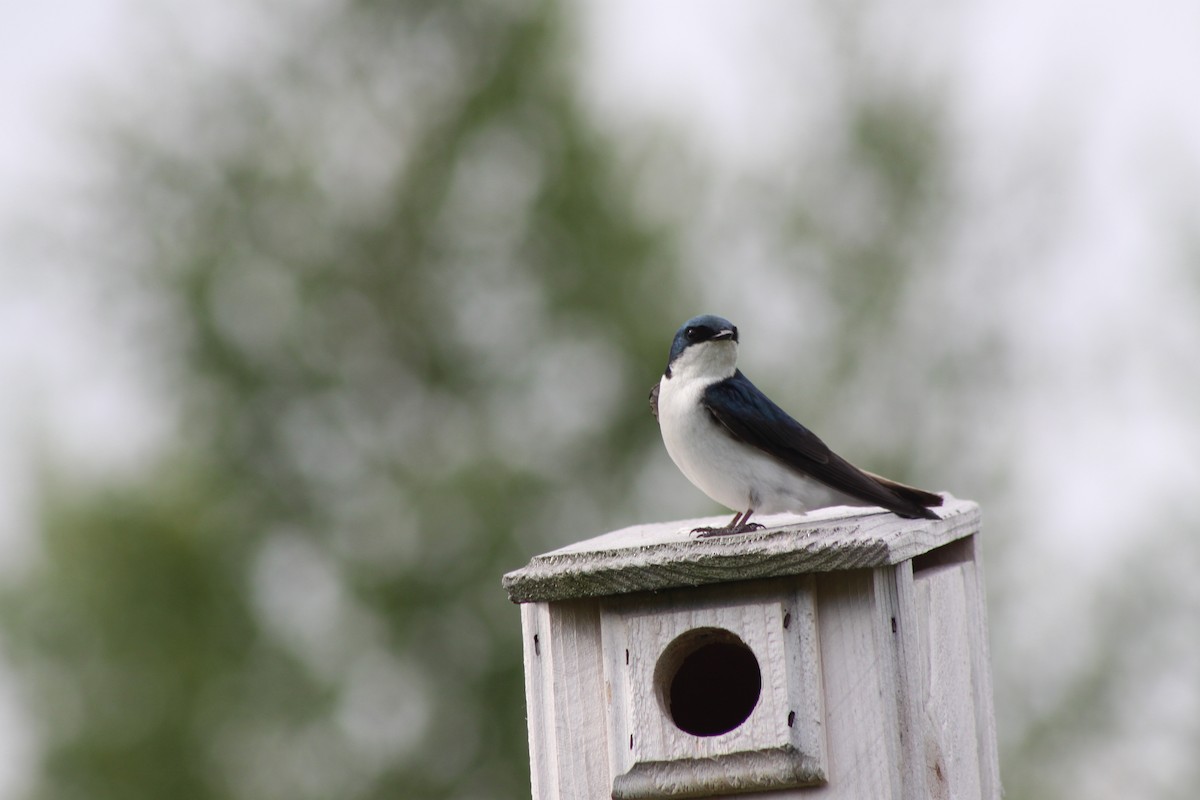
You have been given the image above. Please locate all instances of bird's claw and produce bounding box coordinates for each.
[692,522,765,538]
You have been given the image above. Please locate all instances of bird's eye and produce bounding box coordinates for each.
[686,326,707,342]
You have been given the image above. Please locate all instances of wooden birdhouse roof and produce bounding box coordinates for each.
[503,495,980,603]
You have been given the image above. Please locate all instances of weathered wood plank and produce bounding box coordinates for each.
[913,562,983,800]
[958,535,1002,798]
[514,501,998,799]
[504,496,979,603]
[873,562,929,800]
[808,570,900,799]
[521,599,611,800]
[600,578,828,798]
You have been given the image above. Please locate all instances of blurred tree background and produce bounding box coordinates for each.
[3,1,1199,799]
[5,4,690,798]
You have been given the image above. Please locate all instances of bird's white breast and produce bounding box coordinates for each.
[656,370,858,516]
[657,371,748,512]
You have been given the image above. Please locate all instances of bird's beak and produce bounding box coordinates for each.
[713,328,737,342]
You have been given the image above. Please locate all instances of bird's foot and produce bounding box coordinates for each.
[692,521,765,537]
[691,509,763,537]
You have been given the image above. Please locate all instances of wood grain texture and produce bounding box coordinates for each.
[600,579,827,797]
[966,535,1002,799]
[612,746,824,800]
[913,562,981,800]
[521,600,611,800]
[878,560,937,799]
[504,496,978,604]
[920,535,1002,799]
[513,502,999,799]
[809,569,902,799]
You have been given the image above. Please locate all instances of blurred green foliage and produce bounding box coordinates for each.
[5,3,689,798]
[11,1,1194,799]
[1,1,1011,798]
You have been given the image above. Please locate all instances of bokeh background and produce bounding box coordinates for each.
[2,1,1200,798]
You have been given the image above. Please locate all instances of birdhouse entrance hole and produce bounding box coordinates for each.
[654,627,762,737]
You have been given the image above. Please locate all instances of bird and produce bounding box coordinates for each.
[650,314,943,536]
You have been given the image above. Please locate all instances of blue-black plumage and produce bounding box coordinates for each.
[652,314,942,536]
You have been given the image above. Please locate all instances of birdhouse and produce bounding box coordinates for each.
[502,496,999,800]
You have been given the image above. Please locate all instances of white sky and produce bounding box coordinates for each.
[4,0,1198,554]
[579,0,1200,558]
[0,1,150,546]
[2,0,1200,795]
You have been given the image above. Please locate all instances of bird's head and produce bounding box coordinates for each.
[664,314,739,380]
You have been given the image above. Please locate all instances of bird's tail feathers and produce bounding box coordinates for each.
[864,471,943,520]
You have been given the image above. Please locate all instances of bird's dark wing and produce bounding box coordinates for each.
[648,383,660,421]
[702,371,940,519]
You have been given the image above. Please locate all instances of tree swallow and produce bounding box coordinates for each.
[650,314,943,536]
